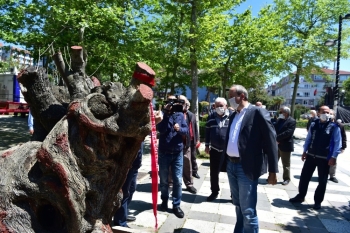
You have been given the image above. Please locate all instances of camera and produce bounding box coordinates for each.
[163,96,185,113]
[163,99,185,106]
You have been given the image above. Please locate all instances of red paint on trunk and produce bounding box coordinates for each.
[79,114,106,133]
[91,76,101,87]
[0,211,12,233]
[101,223,113,233]
[68,102,80,115]
[139,84,153,101]
[1,150,13,158]
[54,133,69,153]
[36,148,73,209]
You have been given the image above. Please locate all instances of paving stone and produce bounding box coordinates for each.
[319,218,350,233]
[257,209,276,224]
[187,210,220,222]
[306,226,329,233]
[218,214,236,225]
[180,219,215,233]
[213,222,235,233]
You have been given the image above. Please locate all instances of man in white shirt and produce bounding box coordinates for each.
[224,84,278,233]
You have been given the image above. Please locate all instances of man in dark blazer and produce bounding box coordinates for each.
[224,84,278,233]
[274,106,296,185]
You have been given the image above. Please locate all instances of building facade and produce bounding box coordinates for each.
[0,43,34,68]
[270,68,350,108]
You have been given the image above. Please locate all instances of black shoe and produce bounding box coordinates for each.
[192,172,200,179]
[329,177,339,183]
[126,215,136,222]
[186,186,197,194]
[313,203,321,210]
[282,180,290,186]
[289,195,305,203]
[160,200,168,211]
[207,193,218,202]
[173,207,184,218]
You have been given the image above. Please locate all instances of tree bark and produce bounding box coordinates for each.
[190,0,199,136]
[0,46,153,233]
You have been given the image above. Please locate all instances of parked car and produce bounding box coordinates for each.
[301,113,311,119]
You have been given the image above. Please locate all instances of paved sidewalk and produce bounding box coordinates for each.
[120,129,350,233]
[1,116,350,233]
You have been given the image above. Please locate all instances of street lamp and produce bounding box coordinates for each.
[340,89,346,106]
[325,13,350,115]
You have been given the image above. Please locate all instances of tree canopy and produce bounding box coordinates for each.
[1,0,350,114]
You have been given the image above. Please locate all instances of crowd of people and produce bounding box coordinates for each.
[26,63,347,232]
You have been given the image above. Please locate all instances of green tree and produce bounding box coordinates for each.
[0,0,148,82]
[272,96,285,110]
[266,0,350,117]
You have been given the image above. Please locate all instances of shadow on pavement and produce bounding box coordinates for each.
[271,197,350,232]
[0,116,30,150]
[174,229,200,233]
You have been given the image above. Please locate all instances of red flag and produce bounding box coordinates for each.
[149,103,158,230]
[314,89,317,96]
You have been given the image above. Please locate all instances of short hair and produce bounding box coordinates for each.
[310,110,316,116]
[282,106,291,115]
[215,97,227,105]
[230,84,248,100]
[337,119,342,123]
[318,105,330,113]
[179,95,188,101]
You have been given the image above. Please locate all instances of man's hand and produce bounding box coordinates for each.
[328,157,336,166]
[267,173,277,185]
[301,152,307,161]
[174,123,180,131]
[164,104,172,111]
[154,110,163,124]
[205,146,209,154]
[29,129,34,135]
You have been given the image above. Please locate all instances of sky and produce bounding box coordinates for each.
[235,0,350,84]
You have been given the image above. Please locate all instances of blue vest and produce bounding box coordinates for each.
[308,119,336,158]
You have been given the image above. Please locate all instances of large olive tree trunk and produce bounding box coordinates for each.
[0,46,153,233]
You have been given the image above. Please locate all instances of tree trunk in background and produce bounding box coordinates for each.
[190,0,199,137]
[0,46,152,233]
[291,60,302,117]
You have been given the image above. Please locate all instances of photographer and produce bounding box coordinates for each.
[157,95,188,218]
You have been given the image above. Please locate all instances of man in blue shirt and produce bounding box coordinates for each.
[289,105,342,210]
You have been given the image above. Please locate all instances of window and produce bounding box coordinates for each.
[303,100,308,104]
[304,92,309,97]
[314,75,322,80]
[297,93,300,96]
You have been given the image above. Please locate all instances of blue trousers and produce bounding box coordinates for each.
[227,161,259,233]
[158,151,183,207]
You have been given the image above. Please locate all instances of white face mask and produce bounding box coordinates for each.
[229,97,239,109]
[278,114,285,119]
[215,107,225,115]
[319,113,330,122]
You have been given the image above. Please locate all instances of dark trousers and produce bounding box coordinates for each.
[114,144,143,226]
[190,140,198,172]
[298,155,330,204]
[209,148,225,194]
[113,167,138,226]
